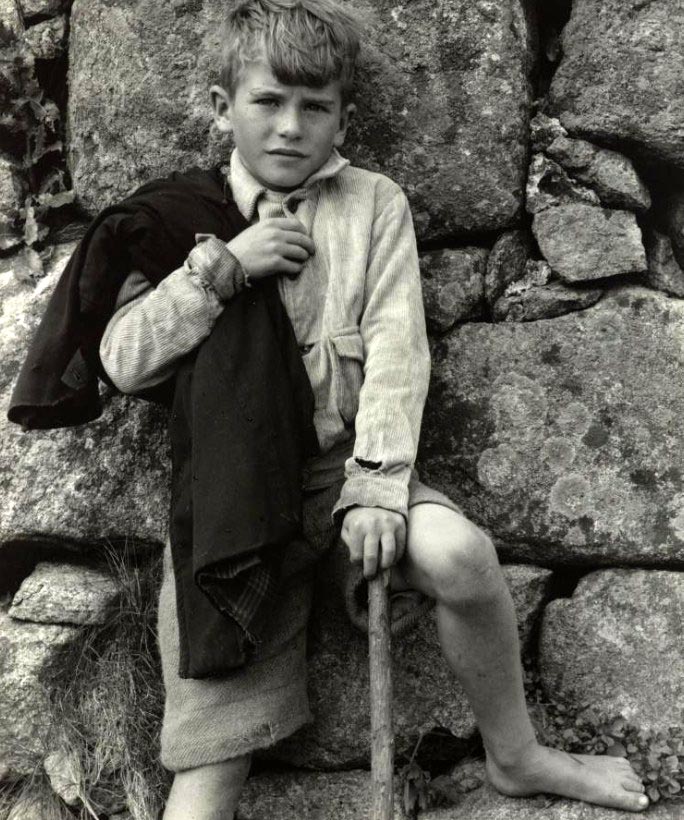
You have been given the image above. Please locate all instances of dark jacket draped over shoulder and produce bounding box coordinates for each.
[8,168,319,677]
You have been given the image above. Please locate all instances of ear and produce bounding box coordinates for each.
[210,84,233,134]
[333,102,356,148]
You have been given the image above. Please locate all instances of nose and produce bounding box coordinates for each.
[276,104,302,139]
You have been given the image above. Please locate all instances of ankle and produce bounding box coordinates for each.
[485,737,540,772]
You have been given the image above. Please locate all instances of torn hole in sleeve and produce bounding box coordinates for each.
[355,457,382,471]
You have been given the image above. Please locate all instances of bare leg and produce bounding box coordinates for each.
[393,503,649,813]
[163,754,251,820]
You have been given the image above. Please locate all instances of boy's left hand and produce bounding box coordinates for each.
[341,506,407,579]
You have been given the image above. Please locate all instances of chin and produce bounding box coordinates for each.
[265,173,308,191]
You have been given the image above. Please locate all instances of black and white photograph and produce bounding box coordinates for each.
[0,0,682,817]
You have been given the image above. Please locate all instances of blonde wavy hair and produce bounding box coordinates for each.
[219,0,362,103]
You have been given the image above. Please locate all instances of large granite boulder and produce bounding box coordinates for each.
[238,770,403,820]
[267,564,552,769]
[0,245,170,551]
[539,569,684,733]
[419,286,684,566]
[67,0,532,240]
[549,0,684,169]
[423,772,678,819]
[239,762,678,820]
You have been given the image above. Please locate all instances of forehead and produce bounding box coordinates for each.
[234,59,343,103]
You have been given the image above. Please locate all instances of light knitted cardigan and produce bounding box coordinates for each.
[99,149,431,522]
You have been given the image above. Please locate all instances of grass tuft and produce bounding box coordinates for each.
[4,545,171,820]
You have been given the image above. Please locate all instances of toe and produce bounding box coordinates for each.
[624,793,649,812]
[621,779,645,793]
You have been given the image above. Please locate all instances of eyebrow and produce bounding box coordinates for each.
[248,87,336,107]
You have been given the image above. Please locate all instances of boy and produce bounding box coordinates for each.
[98,1,649,816]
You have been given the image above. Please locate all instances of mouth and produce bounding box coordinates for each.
[268,149,307,158]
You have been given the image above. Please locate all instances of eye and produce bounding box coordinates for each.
[255,97,278,108]
[305,102,328,113]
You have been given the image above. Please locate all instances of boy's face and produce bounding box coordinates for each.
[211,60,355,192]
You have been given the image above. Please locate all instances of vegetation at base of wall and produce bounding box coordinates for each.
[48,548,169,819]
[525,664,684,805]
[399,665,684,817]
[0,548,169,820]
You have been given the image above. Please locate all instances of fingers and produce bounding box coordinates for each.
[342,508,407,579]
[265,218,316,253]
[379,531,396,570]
[282,231,316,256]
[266,217,308,232]
[278,242,310,262]
[395,519,407,563]
[363,532,380,579]
[278,258,307,276]
[343,522,364,565]
[342,523,380,579]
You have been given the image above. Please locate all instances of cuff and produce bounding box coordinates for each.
[186,235,246,301]
[331,463,411,526]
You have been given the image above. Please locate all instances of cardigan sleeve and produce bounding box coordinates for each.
[99,237,245,393]
[332,187,430,522]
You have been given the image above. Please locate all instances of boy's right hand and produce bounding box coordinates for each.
[227,218,315,281]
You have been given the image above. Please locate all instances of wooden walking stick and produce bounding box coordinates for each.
[368,568,394,819]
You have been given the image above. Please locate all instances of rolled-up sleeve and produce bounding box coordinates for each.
[332,188,430,522]
[99,237,245,393]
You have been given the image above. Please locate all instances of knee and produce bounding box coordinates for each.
[431,522,502,609]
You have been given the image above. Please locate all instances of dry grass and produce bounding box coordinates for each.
[2,546,170,820]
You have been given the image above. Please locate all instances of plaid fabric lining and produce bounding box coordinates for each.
[196,557,279,648]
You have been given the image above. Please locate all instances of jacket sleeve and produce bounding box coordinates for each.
[332,187,430,522]
[99,237,245,393]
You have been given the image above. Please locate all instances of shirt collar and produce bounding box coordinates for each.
[227,148,349,222]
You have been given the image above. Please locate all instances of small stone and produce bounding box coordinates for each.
[532,202,647,282]
[484,230,532,306]
[529,112,567,152]
[44,749,82,807]
[525,153,600,215]
[18,0,62,19]
[0,609,81,778]
[23,14,66,59]
[644,230,684,298]
[494,270,603,323]
[540,569,684,734]
[547,135,651,212]
[420,248,487,334]
[9,562,120,626]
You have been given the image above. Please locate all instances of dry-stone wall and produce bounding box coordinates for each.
[1,0,684,817]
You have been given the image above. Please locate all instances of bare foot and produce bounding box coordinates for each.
[486,743,649,813]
